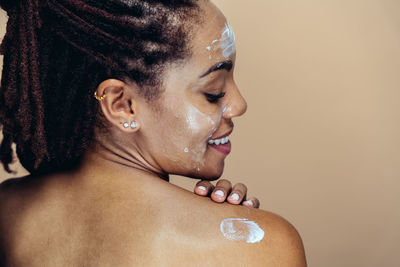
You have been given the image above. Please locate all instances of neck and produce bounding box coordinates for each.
[75,142,170,186]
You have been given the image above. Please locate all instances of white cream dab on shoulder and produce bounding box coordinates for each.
[220,218,265,244]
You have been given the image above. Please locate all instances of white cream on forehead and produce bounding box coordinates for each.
[220,218,265,244]
[206,22,236,60]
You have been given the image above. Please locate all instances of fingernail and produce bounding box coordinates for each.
[244,200,253,206]
[230,193,240,201]
[197,186,207,191]
[214,190,225,197]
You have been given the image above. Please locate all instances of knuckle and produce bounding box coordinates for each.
[233,182,247,192]
[216,179,231,187]
[253,198,260,206]
[235,182,246,188]
[195,181,204,186]
[196,180,210,187]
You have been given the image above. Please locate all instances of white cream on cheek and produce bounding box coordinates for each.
[185,105,221,171]
[220,218,265,244]
[206,22,236,60]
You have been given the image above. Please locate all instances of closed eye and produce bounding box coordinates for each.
[205,92,226,103]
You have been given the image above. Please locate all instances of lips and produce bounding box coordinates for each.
[208,128,233,155]
[208,139,231,155]
[210,128,233,141]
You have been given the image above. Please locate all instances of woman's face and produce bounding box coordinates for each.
[136,2,247,179]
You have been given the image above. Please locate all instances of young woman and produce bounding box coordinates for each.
[0,0,307,266]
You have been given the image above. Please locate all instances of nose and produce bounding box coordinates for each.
[223,81,247,119]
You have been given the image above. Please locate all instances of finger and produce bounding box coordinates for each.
[194,180,215,196]
[227,183,247,205]
[211,179,232,203]
[242,197,260,208]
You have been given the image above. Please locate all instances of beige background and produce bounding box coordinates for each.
[1,1,400,266]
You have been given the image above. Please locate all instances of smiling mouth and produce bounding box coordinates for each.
[207,137,231,155]
[208,128,233,144]
[207,128,233,155]
[208,136,229,145]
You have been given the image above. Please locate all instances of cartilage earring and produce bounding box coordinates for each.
[94,91,106,101]
[123,122,129,128]
[130,122,137,129]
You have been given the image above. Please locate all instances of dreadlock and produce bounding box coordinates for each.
[0,0,202,175]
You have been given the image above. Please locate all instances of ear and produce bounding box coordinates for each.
[95,79,141,132]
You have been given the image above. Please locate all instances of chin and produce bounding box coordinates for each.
[183,163,225,181]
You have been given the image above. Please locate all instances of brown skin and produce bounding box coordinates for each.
[0,2,306,266]
[195,179,261,208]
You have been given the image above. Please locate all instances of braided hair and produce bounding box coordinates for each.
[0,0,203,175]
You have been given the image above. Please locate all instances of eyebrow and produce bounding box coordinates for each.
[199,60,233,78]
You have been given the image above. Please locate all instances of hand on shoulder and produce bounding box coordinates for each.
[191,178,306,266]
[194,179,260,208]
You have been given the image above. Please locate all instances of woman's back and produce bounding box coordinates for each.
[0,171,306,266]
[0,0,307,265]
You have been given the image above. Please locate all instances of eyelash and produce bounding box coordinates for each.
[205,92,226,103]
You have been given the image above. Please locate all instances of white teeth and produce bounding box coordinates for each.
[208,136,230,145]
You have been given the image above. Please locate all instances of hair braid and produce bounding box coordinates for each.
[1,0,48,173]
[0,0,203,175]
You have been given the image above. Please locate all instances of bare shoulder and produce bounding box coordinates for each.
[0,176,38,232]
[252,208,307,266]
[157,184,308,266]
[0,175,52,236]
[0,175,39,195]
[0,176,24,193]
[0,176,27,212]
[206,202,308,267]
[0,176,31,265]
[0,175,40,210]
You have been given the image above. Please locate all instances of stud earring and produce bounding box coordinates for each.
[130,122,137,129]
[123,122,129,128]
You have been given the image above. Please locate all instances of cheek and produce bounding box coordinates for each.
[153,92,224,174]
[175,103,223,171]
[186,105,223,171]
[185,105,220,140]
